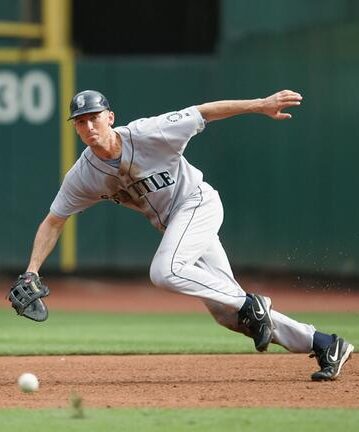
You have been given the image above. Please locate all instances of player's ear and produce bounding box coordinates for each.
[108,111,115,126]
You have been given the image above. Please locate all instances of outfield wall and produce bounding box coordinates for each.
[1,1,359,276]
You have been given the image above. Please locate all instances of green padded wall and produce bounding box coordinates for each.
[2,1,359,276]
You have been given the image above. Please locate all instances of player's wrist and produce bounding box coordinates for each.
[254,98,266,114]
[244,98,265,115]
[26,267,39,275]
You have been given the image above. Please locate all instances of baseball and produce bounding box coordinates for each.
[17,373,39,393]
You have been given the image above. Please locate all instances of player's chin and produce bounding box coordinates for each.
[84,136,99,146]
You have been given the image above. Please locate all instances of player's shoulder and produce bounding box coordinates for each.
[125,113,159,134]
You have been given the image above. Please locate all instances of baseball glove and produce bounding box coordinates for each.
[7,272,50,322]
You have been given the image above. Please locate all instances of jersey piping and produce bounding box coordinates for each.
[125,126,167,230]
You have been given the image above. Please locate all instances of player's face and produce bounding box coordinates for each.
[73,110,114,147]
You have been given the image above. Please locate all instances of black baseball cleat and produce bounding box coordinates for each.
[310,335,354,381]
[238,294,274,352]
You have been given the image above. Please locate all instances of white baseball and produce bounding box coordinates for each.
[17,373,39,393]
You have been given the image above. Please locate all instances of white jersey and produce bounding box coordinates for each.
[50,106,206,230]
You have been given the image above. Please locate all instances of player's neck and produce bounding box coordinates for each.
[92,130,122,160]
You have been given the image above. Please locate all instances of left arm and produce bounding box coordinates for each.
[197,89,302,123]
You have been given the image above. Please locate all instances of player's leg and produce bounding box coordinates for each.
[150,184,273,351]
[150,182,355,372]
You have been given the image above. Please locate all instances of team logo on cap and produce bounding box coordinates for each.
[76,95,86,108]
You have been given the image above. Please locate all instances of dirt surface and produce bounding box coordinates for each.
[0,275,358,409]
[1,354,358,409]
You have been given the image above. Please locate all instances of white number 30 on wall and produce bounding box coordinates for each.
[0,70,55,124]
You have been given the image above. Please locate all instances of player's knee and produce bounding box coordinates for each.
[150,256,187,291]
[149,259,172,288]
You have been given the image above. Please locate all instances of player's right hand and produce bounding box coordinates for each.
[262,89,303,120]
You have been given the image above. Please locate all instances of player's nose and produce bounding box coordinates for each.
[84,120,94,130]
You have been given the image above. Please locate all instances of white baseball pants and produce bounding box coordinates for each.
[150,182,316,353]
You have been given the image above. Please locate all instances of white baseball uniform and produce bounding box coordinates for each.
[51,106,315,352]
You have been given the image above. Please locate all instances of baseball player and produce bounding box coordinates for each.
[8,89,354,381]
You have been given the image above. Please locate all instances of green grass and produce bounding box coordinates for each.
[0,309,357,355]
[0,407,358,432]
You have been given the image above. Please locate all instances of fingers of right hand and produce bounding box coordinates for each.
[283,93,303,103]
[281,100,302,108]
[279,89,302,98]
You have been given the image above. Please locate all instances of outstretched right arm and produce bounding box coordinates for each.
[197,90,302,123]
[26,212,68,274]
